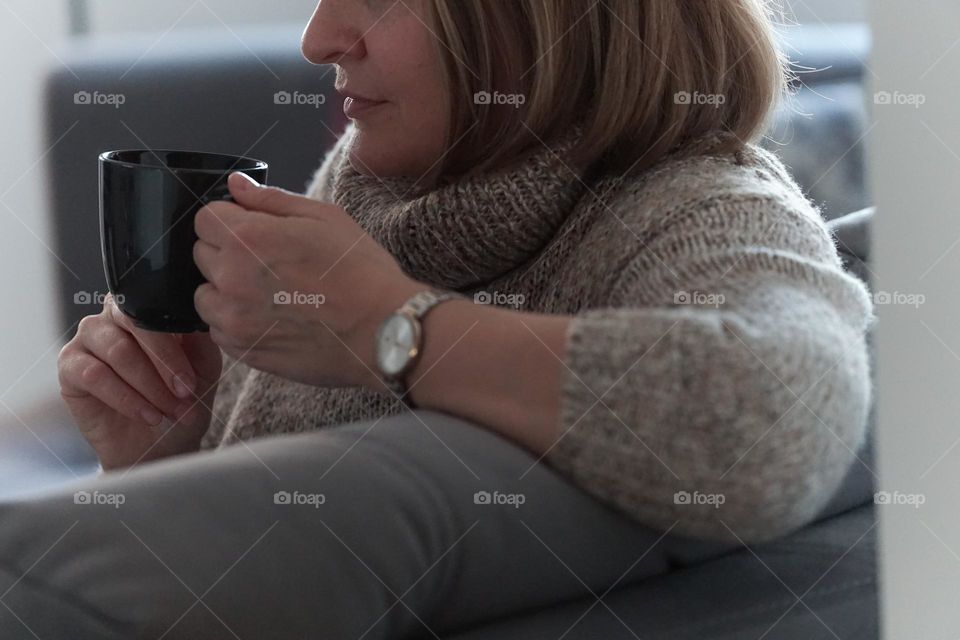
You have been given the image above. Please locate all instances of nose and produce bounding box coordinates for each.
[301,0,367,65]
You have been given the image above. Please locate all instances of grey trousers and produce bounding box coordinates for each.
[0,410,735,639]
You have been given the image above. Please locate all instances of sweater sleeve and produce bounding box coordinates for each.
[545,198,874,544]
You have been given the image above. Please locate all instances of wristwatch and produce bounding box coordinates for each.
[374,289,463,407]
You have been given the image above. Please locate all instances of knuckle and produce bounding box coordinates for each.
[113,386,139,412]
[77,314,100,335]
[194,283,209,309]
[57,350,79,388]
[80,359,110,388]
[57,339,76,364]
[105,336,139,364]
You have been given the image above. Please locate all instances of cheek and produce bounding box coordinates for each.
[350,16,449,177]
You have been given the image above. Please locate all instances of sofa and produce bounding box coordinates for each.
[0,21,877,638]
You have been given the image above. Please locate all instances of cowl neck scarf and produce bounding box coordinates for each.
[330,124,589,290]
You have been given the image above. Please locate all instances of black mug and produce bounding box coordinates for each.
[99,150,269,333]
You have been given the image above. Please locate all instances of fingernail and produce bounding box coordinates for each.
[140,407,163,426]
[173,374,194,399]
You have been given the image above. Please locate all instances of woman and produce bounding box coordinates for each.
[44,0,871,636]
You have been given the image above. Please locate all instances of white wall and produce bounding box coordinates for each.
[81,0,861,35]
[0,3,72,413]
[84,0,316,34]
[869,1,960,638]
[787,0,866,24]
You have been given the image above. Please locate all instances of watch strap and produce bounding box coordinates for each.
[399,290,463,321]
[383,289,465,407]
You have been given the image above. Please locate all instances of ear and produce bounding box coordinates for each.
[227,172,321,218]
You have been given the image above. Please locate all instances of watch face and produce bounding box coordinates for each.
[376,314,418,377]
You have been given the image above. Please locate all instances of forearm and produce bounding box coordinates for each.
[364,293,570,455]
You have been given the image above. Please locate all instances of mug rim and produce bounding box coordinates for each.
[99,149,269,174]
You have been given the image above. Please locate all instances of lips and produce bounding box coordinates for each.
[343,95,387,118]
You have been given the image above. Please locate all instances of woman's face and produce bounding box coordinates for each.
[301,0,449,179]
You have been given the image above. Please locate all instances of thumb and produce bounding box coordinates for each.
[227,171,322,219]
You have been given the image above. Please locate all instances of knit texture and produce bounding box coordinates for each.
[202,123,874,543]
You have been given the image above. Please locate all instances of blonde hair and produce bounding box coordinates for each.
[426,0,789,177]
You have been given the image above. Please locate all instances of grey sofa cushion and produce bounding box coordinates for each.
[450,503,877,640]
[812,207,876,523]
[829,207,874,287]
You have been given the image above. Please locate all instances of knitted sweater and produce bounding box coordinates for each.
[202,123,874,543]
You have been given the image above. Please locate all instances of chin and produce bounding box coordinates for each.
[346,122,440,180]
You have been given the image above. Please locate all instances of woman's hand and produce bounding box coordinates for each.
[57,294,224,471]
[193,172,423,389]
